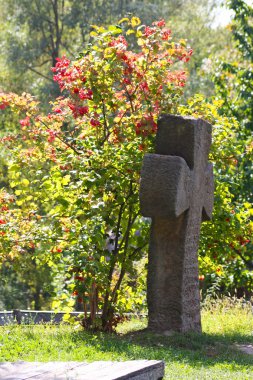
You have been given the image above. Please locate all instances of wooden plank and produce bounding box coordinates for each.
[0,361,164,380]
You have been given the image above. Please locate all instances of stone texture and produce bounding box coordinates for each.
[234,344,253,355]
[140,114,214,333]
[140,154,191,218]
[0,360,165,379]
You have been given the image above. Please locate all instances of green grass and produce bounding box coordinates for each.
[0,298,253,379]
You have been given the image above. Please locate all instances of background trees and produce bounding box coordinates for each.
[0,0,223,102]
[203,0,253,296]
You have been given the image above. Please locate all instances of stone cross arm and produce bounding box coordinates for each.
[140,154,191,219]
[140,115,214,222]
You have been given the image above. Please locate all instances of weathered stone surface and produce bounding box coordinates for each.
[140,154,191,218]
[140,114,214,333]
[0,360,165,379]
[202,163,214,221]
[234,344,253,355]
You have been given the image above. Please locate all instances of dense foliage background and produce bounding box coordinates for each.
[0,0,252,327]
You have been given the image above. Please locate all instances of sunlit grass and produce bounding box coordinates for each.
[202,296,253,338]
[0,297,253,379]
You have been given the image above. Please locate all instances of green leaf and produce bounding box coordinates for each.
[22,179,30,187]
[62,175,71,185]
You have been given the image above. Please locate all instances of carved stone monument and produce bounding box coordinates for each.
[140,115,214,333]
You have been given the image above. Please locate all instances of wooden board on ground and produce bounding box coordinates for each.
[0,360,164,379]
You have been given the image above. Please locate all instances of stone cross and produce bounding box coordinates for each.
[140,115,214,333]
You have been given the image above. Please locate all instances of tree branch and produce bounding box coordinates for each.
[26,65,55,82]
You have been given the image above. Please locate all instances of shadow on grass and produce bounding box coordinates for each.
[70,328,253,368]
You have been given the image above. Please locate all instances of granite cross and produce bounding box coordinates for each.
[140,114,214,333]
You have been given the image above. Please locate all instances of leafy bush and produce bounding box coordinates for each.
[0,17,192,330]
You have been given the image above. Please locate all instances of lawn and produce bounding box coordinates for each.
[0,298,253,379]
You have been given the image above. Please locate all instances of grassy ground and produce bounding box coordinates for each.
[0,298,253,379]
